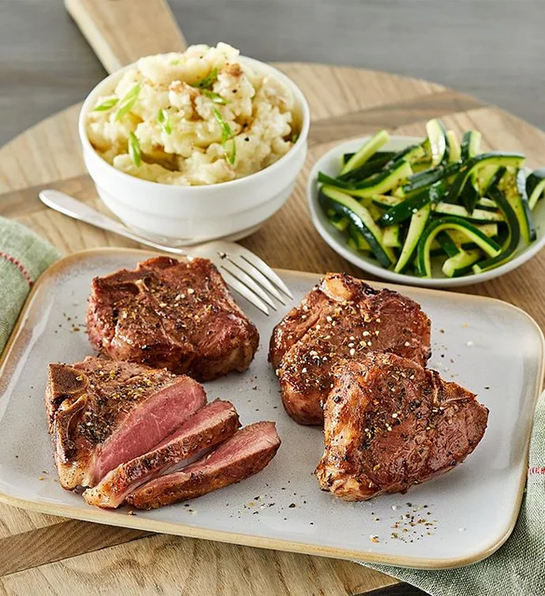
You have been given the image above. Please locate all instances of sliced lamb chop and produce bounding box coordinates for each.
[269,273,431,425]
[83,400,240,508]
[86,256,259,381]
[126,421,281,510]
[315,353,489,501]
[45,356,207,490]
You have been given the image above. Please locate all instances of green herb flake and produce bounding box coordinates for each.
[212,108,236,165]
[115,83,142,121]
[157,108,173,135]
[212,108,232,144]
[170,59,180,65]
[202,89,228,105]
[93,97,118,112]
[193,68,218,90]
[228,137,237,165]
[291,132,299,144]
[128,132,142,166]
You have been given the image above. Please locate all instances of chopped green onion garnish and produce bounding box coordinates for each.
[115,83,142,121]
[291,132,299,143]
[157,108,173,135]
[212,108,233,144]
[93,97,118,112]
[194,68,218,90]
[170,59,180,65]
[192,69,228,105]
[212,108,236,165]
[228,137,237,166]
[128,132,142,166]
[202,89,228,104]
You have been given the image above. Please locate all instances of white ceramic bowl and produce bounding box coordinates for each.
[79,57,310,242]
[308,135,545,288]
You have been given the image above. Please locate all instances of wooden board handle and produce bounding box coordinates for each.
[65,0,187,73]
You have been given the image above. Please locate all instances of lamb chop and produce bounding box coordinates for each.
[86,256,259,382]
[83,399,240,508]
[315,353,488,501]
[269,273,431,425]
[126,422,281,510]
[45,356,206,490]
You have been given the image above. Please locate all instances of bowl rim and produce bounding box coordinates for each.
[78,54,310,193]
[307,135,545,288]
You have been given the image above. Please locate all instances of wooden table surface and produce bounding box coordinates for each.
[1,0,545,147]
[1,1,545,594]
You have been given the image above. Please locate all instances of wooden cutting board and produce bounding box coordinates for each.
[1,1,545,594]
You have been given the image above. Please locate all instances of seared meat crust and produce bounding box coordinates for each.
[269,273,431,425]
[315,353,488,500]
[46,356,206,489]
[126,421,281,510]
[87,256,259,381]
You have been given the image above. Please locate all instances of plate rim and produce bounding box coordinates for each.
[0,246,542,569]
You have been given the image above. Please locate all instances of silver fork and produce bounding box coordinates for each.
[39,190,293,315]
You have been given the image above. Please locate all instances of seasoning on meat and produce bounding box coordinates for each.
[269,273,431,425]
[315,353,488,500]
[86,256,259,381]
[45,357,207,490]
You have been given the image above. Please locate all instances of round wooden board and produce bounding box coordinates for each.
[2,6,545,596]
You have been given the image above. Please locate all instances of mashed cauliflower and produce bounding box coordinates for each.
[86,43,297,185]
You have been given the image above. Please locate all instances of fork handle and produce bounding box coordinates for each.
[39,190,186,253]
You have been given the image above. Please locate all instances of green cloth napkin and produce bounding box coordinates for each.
[364,390,545,595]
[0,216,61,353]
[1,217,543,595]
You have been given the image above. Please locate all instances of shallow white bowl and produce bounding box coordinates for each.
[308,135,545,288]
[79,57,310,242]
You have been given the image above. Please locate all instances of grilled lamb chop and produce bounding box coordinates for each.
[46,356,206,490]
[315,353,488,501]
[83,400,240,508]
[126,422,281,510]
[269,273,431,425]
[86,256,259,381]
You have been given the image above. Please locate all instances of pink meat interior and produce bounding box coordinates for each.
[93,401,237,507]
[93,377,206,482]
[157,421,279,483]
[155,399,235,449]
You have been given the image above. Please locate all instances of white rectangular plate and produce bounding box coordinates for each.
[0,248,542,569]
